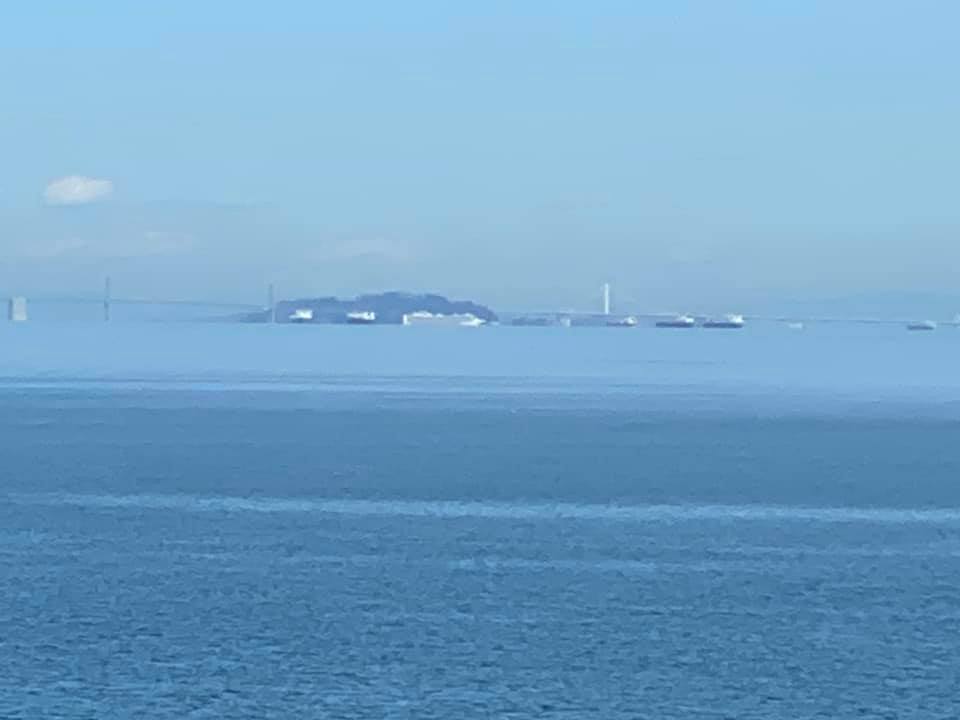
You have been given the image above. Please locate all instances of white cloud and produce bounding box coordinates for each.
[10,231,192,260]
[43,175,114,206]
[139,230,193,256]
[18,237,89,259]
[313,237,412,262]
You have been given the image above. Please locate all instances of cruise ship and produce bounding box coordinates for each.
[346,311,376,325]
[656,314,696,329]
[402,311,486,327]
[702,314,745,329]
[288,308,314,323]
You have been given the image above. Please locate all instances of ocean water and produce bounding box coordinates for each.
[1,322,959,718]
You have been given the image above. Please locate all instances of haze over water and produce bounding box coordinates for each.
[0,324,957,717]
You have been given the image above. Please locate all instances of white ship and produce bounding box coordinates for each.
[288,308,314,323]
[656,314,695,328]
[402,311,486,327]
[702,314,745,329]
[606,315,638,328]
[346,311,376,325]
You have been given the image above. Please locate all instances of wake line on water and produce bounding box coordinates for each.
[9,492,960,525]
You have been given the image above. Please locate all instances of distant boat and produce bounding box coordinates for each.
[288,308,314,323]
[346,311,376,325]
[402,311,486,327]
[907,320,937,331]
[702,314,745,329]
[656,314,696,329]
[511,316,552,327]
[787,321,804,330]
[606,315,638,327]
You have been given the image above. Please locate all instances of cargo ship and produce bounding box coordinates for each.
[511,316,553,327]
[288,308,314,323]
[656,314,696,328]
[702,314,745,329]
[906,320,936,331]
[606,315,638,328]
[402,311,486,327]
[346,311,376,325]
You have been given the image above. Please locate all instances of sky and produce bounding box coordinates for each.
[1,1,958,313]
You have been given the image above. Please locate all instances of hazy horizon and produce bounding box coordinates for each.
[2,2,958,312]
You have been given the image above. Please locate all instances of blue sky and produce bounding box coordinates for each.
[1,1,958,311]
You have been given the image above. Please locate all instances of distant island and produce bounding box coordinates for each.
[235,291,498,325]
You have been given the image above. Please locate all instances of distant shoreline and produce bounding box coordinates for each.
[235,291,498,325]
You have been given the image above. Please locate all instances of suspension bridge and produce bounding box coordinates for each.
[5,278,271,322]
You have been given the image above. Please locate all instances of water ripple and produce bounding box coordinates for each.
[10,491,960,525]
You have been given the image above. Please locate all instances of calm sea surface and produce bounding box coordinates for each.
[1,323,958,718]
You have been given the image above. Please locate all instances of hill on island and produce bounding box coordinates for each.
[237,292,498,324]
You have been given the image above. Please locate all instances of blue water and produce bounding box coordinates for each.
[1,323,959,718]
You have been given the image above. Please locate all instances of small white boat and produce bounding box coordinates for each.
[288,308,314,323]
[346,311,376,325]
